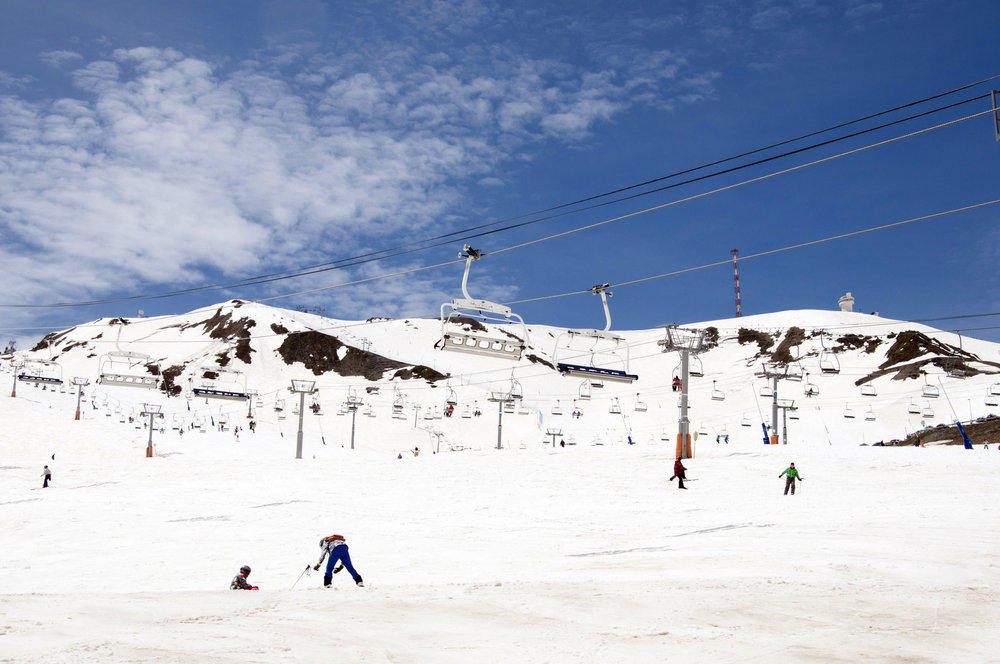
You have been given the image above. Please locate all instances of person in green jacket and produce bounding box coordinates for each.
[779,463,803,495]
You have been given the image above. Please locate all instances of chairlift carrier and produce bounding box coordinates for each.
[554,284,637,383]
[193,367,249,401]
[438,246,528,361]
[97,319,158,389]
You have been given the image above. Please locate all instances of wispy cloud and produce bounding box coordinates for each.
[40,50,84,68]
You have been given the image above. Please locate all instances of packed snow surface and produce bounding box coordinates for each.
[2,390,999,663]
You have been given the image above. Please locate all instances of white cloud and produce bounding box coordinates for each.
[0,71,33,89]
[0,41,668,316]
[844,2,883,19]
[40,50,84,68]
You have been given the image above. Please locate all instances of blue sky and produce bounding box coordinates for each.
[1,0,999,346]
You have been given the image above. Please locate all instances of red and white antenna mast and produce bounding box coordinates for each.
[731,249,742,318]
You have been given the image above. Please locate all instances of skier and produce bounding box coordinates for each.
[313,534,364,588]
[41,465,51,488]
[779,463,803,495]
[724,434,729,444]
[231,565,258,590]
[669,457,688,489]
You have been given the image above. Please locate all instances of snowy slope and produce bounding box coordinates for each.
[4,300,999,454]
[2,301,1000,662]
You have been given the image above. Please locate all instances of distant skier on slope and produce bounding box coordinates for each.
[669,457,688,489]
[313,534,364,588]
[231,565,258,590]
[779,463,803,495]
[41,465,51,488]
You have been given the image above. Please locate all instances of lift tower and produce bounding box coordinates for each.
[732,249,742,318]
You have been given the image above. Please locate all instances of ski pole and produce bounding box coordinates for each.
[290,564,311,589]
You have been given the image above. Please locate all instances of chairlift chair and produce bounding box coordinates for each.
[843,404,856,419]
[803,372,819,398]
[517,403,530,415]
[634,393,648,412]
[571,399,583,418]
[860,383,877,397]
[710,381,725,402]
[17,357,64,387]
[907,398,921,415]
[784,362,803,382]
[922,403,935,419]
[193,367,249,401]
[864,407,876,422]
[97,320,158,389]
[921,375,940,398]
[759,385,773,398]
[445,382,459,406]
[990,383,1000,397]
[789,410,800,420]
[819,336,841,374]
[609,398,622,415]
[508,373,524,401]
[438,246,528,361]
[311,395,323,415]
[551,400,564,416]
[688,354,704,378]
[473,401,482,417]
[741,413,752,427]
[986,393,999,408]
[293,401,300,416]
[698,423,708,436]
[578,379,592,401]
[553,284,638,383]
[503,401,516,414]
[461,404,472,418]
[660,428,671,441]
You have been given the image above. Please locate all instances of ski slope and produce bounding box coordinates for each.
[1,393,999,662]
[2,301,1000,662]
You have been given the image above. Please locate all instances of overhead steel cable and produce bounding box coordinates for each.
[3,78,996,310]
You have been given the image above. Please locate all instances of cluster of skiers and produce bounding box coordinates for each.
[668,457,804,495]
[231,534,364,591]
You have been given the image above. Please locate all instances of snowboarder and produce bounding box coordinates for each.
[231,565,258,590]
[779,463,803,495]
[669,457,687,489]
[41,465,51,488]
[313,534,364,588]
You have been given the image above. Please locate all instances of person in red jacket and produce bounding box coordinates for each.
[231,565,258,590]
[669,457,688,489]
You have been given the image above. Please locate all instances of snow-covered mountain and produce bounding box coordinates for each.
[4,299,998,452]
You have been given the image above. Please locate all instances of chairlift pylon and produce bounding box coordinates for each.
[437,246,528,361]
[553,284,637,383]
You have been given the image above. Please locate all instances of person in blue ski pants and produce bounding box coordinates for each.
[313,534,364,587]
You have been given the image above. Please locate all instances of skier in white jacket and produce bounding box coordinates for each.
[313,534,364,587]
